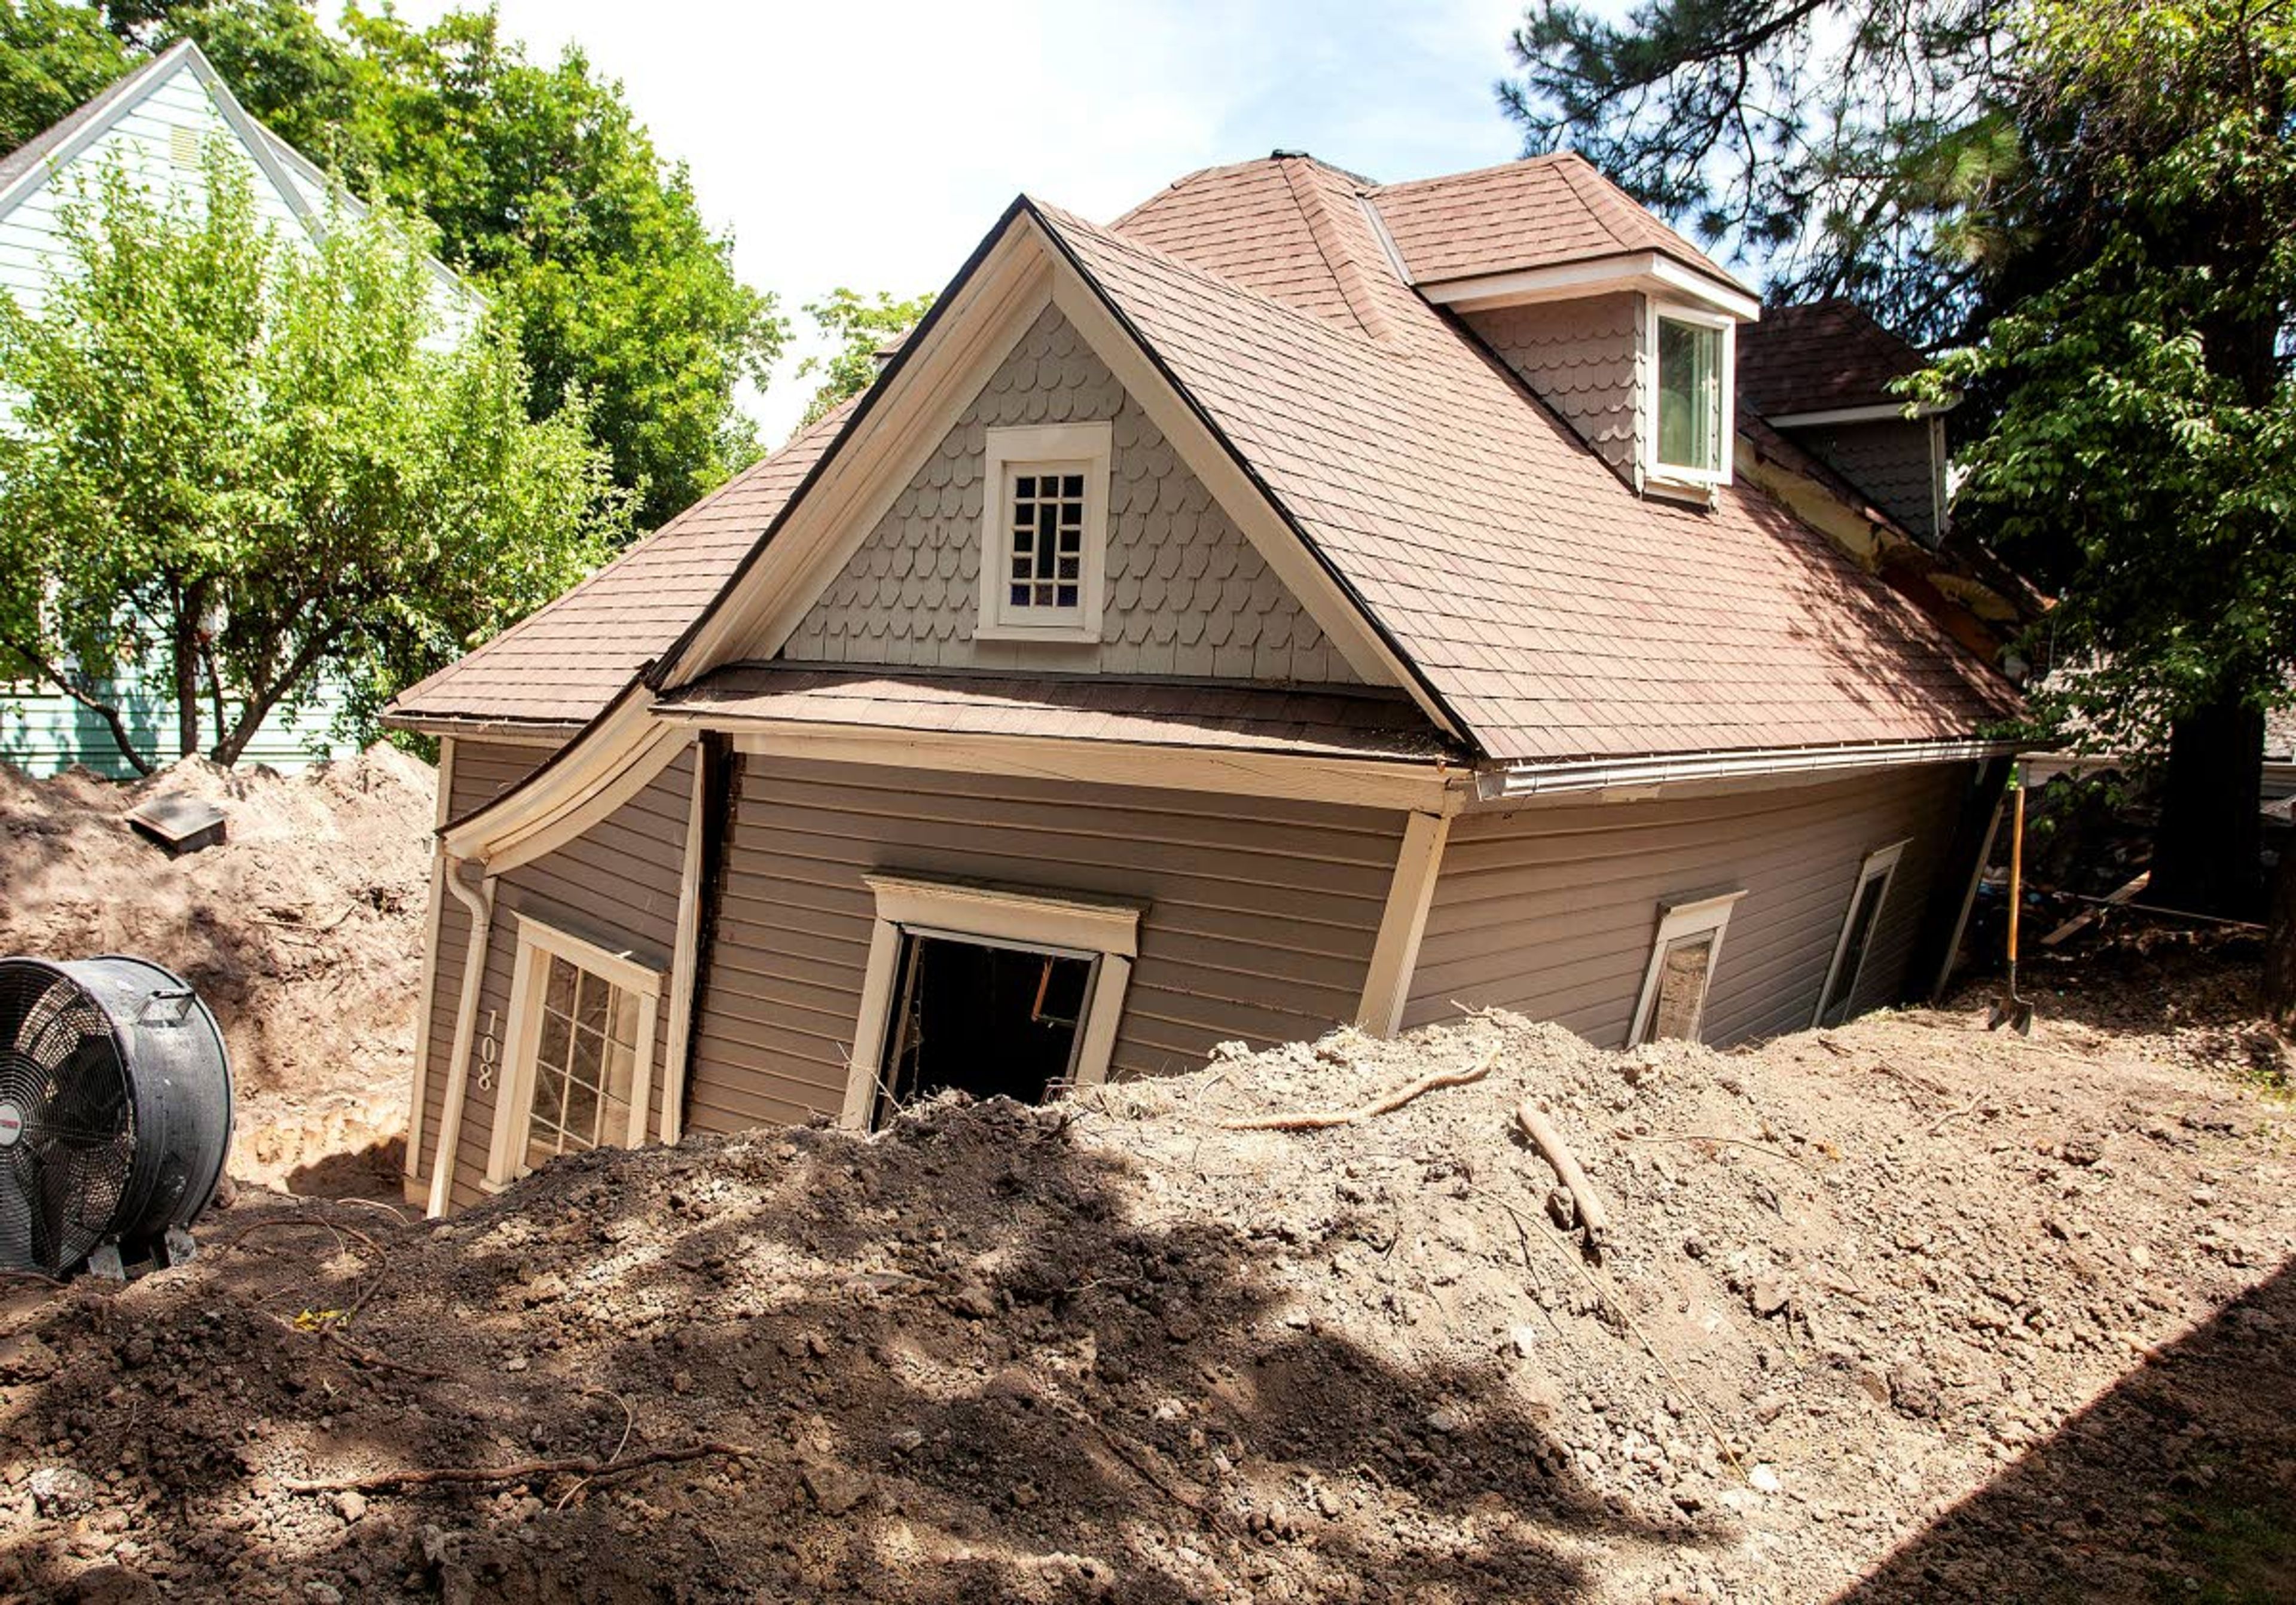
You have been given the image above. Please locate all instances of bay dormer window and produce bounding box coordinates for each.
[976,421,1111,643]
[1645,302,1735,494]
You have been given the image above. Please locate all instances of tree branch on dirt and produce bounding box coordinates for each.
[1217,1041,1501,1131]
[286,1441,759,1497]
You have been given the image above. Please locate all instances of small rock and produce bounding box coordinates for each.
[801,1462,871,1515]
[29,1465,97,1517]
[502,1355,529,1374]
[1546,1188,1578,1231]
[1748,1277,1793,1319]
[1748,1464,1782,1494]
[950,1281,999,1320]
[887,1428,925,1456]
[1010,1481,1040,1508]
[1510,1325,1540,1358]
[69,1567,158,1605]
[332,1491,367,1524]
[304,1585,343,1605]
[670,1370,694,1396]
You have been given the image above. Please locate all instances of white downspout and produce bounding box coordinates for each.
[427,855,495,1218]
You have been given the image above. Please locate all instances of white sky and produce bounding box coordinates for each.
[387,0,1531,448]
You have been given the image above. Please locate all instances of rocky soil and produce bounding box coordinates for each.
[1,928,2291,1603]
[0,747,436,1195]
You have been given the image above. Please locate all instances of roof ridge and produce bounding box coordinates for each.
[1274,158,1404,349]
[1369,149,1580,195]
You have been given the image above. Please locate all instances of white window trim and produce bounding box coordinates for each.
[1813,839,1910,1028]
[842,873,1143,1130]
[1642,299,1736,493]
[482,914,665,1191]
[973,421,1111,644]
[1629,889,1747,1047]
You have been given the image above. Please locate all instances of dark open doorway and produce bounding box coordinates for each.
[874,931,1095,1127]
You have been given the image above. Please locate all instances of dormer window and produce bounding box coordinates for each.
[976,421,1110,643]
[1646,303,1735,491]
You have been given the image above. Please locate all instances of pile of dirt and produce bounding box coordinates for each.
[1,934,2291,1603]
[0,747,436,1194]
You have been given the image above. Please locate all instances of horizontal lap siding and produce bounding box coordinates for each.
[1402,765,1977,1048]
[688,757,1406,1135]
[447,746,696,1210]
[416,741,548,1184]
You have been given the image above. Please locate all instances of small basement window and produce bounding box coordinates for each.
[975,422,1112,643]
[1647,304,1733,487]
[1813,840,1908,1029]
[484,918,661,1190]
[1630,891,1745,1046]
[845,874,1143,1130]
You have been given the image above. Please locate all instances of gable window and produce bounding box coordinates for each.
[976,421,1111,643]
[483,917,662,1190]
[1813,840,1908,1028]
[1629,890,1745,1046]
[1646,303,1734,488]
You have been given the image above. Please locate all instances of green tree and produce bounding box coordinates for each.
[87,1,787,531]
[0,143,622,772]
[1501,0,2024,344]
[795,286,936,427]
[0,0,131,152]
[1912,0,2296,931]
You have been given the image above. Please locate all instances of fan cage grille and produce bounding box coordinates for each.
[0,967,135,1276]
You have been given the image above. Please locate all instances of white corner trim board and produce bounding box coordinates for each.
[1356,810,1450,1035]
[839,874,1145,1131]
[403,735,457,1187]
[658,742,709,1147]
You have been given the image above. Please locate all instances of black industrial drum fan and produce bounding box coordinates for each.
[0,956,233,1278]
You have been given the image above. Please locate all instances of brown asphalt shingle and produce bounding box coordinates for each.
[1738,298,1931,418]
[393,151,2017,767]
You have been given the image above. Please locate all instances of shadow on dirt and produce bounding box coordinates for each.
[1835,1257,2296,1604]
[0,1100,1702,1602]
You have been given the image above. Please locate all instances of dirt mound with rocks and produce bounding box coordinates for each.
[1,934,2291,1603]
[0,747,436,1193]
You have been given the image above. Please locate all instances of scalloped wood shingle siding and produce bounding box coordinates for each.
[1464,295,1643,481]
[1401,764,1979,1046]
[685,756,1406,1133]
[781,305,1357,684]
[1789,418,1943,544]
[425,741,695,1210]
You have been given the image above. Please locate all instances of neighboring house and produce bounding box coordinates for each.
[0,39,475,776]
[384,151,2023,1217]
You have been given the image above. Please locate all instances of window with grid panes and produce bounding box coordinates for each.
[1005,465,1087,616]
[523,952,641,1172]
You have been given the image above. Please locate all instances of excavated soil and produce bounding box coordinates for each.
[1,928,2291,1603]
[0,747,436,1195]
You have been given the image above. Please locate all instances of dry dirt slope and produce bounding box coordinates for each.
[0,941,2291,1604]
[0,747,436,1193]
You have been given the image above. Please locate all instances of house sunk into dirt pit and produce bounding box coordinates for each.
[384,152,2023,1216]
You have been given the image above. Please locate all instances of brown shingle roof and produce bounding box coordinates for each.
[387,402,853,731]
[1036,166,2014,762]
[1369,153,1750,296]
[1738,298,1929,418]
[660,665,1458,763]
[395,152,2017,766]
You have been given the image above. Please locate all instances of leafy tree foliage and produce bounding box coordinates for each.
[795,287,936,427]
[1914,0,2296,919]
[0,0,130,151]
[1501,0,2022,344]
[88,2,789,531]
[0,145,622,772]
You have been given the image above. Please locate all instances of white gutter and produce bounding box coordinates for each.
[1480,737,2021,801]
[1766,401,1956,429]
[426,856,496,1218]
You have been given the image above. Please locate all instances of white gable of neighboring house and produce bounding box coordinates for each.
[0,41,481,775]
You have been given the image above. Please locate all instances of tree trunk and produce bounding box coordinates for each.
[2266,842,2296,1029]
[2150,695,2265,918]
[0,637,154,777]
[170,585,200,762]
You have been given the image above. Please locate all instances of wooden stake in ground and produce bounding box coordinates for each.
[1217,1041,1501,1132]
[1516,1100,1609,1251]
